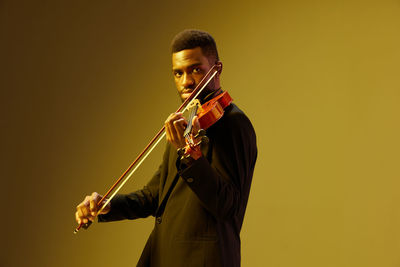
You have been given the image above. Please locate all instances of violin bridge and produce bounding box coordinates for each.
[187,99,202,113]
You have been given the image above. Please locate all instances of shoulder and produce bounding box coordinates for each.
[219,103,255,134]
[208,103,257,163]
[208,103,257,146]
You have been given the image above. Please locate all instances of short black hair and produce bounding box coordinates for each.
[171,29,219,62]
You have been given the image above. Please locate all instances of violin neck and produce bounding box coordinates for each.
[184,103,199,138]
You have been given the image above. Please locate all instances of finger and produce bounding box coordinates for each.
[173,118,185,136]
[169,122,180,146]
[165,113,187,148]
[76,195,92,223]
[77,207,84,219]
[165,113,177,143]
[173,119,187,147]
[75,211,82,224]
[90,192,100,214]
[77,196,90,217]
[99,199,111,214]
[77,208,88,224]
[192,116,200,136]
[75,210,93,224]
[89,199,97,216]
[165,112,183,124]
[77,195,90,208]
[165,118,173,143]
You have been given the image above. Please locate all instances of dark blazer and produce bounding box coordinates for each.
[99,103,257,267]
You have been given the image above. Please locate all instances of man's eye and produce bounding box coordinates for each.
[174,72,182,78]
[193,68,201,74]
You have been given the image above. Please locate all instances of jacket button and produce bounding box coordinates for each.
[156,217,162,224]
[187,178,194,183]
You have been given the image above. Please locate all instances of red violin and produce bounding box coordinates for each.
[178,91,233,161]
[196,91,233,130]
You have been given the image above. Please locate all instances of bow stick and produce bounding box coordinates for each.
[74,62,222,234]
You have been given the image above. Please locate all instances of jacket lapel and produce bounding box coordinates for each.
[158,136,210,211]
[159,146,179,205]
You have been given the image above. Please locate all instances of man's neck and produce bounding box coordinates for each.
[201,88,223,104]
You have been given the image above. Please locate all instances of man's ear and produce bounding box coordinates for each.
[216,61,223,76]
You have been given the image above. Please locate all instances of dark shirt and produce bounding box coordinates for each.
[99,102,257,267]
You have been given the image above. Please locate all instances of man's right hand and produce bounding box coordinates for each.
[75,192,111,224]
[165,112,188,149]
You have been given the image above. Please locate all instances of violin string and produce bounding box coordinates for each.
[184,105,196,138]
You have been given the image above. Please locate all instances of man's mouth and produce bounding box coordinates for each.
[181,90,194,99]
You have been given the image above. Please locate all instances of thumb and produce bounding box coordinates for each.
[99,199,111,214]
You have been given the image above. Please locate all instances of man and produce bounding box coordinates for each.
[75,29,257,267]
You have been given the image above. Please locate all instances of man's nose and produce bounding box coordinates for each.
[182,73,195,88]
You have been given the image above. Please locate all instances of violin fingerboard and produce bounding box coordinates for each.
[184,104,198,137]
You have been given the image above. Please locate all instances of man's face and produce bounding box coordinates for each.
[172,47,219,102]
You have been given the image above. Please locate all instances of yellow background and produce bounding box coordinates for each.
[1,0,399,266]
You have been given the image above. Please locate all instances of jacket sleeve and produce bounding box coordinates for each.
[98,145,170,222]
[178,109,257,220]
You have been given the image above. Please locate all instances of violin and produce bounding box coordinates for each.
[74,63,231,233]
[178,91,233,161]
